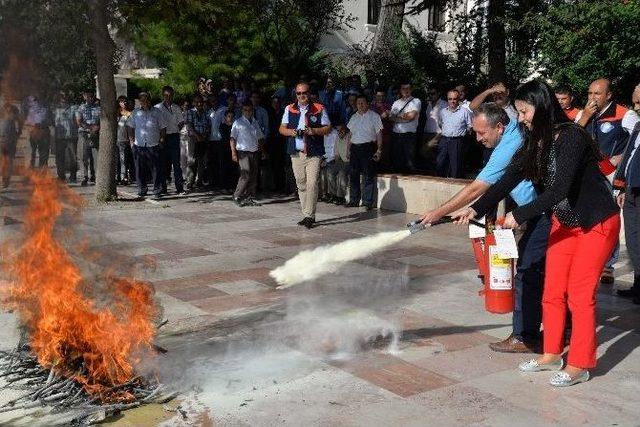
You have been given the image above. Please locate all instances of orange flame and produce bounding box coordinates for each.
[1,171,158,402]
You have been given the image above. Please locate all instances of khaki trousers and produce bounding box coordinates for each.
[291,152,321,219]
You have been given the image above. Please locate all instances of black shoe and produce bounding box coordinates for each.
[234,197,246,207]
[600,268,614,284]
[81,179,88,187]
[617,289,638,298]
[152,193,162,200]
[69,176,77,183]
[345,201,360,208]
[90,176,96,183]
[364,204,375,211]
[246,198,262,206]
[176,188,185,195]
[298,217,314,226]
[333,197,345,206]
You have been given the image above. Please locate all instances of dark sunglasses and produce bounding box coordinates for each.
[296,91,309,95]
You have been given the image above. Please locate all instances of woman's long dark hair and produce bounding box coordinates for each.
[515,80,600,182]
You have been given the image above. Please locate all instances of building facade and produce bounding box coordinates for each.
[320,0,479,54]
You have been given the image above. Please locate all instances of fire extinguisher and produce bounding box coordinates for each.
[407,216,515,314]
[470,219,515,314]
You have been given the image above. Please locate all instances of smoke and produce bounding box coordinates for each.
[270,230,411,288]
[159,260,409,422]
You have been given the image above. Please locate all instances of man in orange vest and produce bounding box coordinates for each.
[577,78,640,284]
[554,86,581,121]
[279,82,332,228]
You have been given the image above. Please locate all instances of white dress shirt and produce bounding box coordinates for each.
[127,107,167,147]
[231,115,264,152]
[424,99,448,133]
[281,104,331,151]
[324,128,338,162]
[208,107,227,141]
[390,97,421,133]
[503,104,518,122]
[347,109,383,144]
[155,102,183,134]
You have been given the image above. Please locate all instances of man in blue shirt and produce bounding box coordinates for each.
[419,103,550,354]
[437,89,473,178]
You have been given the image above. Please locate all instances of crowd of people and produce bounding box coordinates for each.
[1,73,640,387]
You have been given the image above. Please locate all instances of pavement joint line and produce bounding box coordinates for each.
[118,190,162,206]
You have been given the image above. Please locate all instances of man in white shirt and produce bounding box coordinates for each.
[127,92,167,199]
[437,89,473,178]
[347,95,383,210]
[455,84,471,110]
[469,81,518,122]
[383,82,421,173]
[231,102,265,206]
[422,87,447,171]
[279,82,332,228]
[155,86,185,194]
[207,97,228,190]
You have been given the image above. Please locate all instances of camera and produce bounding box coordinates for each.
[295,128,306,138]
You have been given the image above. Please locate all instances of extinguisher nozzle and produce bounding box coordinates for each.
[406,220,427,234]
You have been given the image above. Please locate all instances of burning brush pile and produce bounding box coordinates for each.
[0,172,175,424]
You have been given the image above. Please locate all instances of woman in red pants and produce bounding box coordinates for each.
[453,80,620,386]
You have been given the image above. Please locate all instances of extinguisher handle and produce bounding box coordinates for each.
[433,216,486,229]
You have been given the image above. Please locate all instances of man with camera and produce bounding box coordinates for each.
[279,82,331,228]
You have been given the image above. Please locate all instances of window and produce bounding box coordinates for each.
[368,0,382,25]
[428,4,446,32]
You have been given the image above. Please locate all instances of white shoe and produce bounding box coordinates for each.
[550,370,590,387]
[518,358,564,372]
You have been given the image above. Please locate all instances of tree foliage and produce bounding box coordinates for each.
[0,0,97,101]
[117,0,353,96]
[536,0,640,103]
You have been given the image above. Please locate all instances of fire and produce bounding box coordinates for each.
[1,171,158,402]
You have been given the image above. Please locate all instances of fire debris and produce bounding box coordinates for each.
[0,341,177,424]
[0,171,176,422]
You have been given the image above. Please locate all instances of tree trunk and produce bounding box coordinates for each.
[371,0,406,55]
[87,0,118,202]
[487,0,506,82]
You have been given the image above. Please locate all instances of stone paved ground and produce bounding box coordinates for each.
[1,142,639,426]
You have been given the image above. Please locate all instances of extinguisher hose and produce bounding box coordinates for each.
[406,216,485,234]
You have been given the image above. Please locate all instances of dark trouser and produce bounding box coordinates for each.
[117,141,135,182]
[391,132,416,173]
[67,138,78,179]
[234,150,260,200]
[623,187,640,295]
[162,133,184,192]
[211,142,235,190]
[513,213,551,342]
[349,142,377,206]
[54,138,75,179]
[133,144,162,196]
[185,139,212,189]
[1,141,16,187]
[78,131,98,180]
[30,129,50,168]
[436,136,465,178]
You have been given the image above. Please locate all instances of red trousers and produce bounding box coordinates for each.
[543,213,620,368]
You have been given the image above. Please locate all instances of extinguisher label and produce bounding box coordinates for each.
[489,245,513,290]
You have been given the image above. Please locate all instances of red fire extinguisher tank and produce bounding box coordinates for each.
[471,225,515,314]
